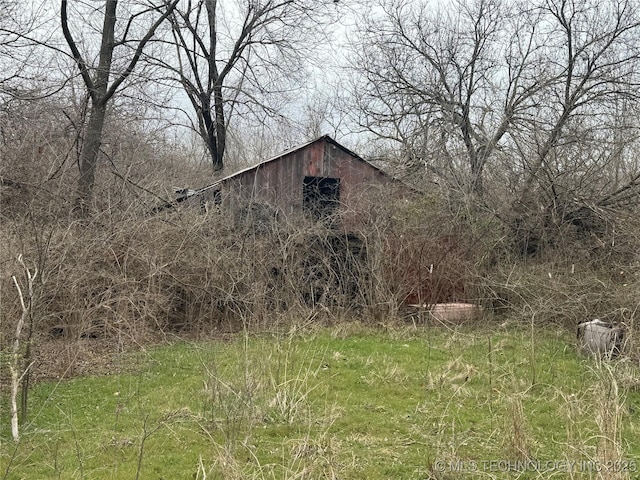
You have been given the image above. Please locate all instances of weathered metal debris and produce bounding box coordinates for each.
[577,319,625,359]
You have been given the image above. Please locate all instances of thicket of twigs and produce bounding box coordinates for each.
[1,105,639,361]
[0,200,472,341]
[2,189,639,346]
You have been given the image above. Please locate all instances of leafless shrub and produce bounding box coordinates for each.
[2,185,487,358]
[347,192,488,321]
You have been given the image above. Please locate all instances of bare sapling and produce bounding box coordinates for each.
[9,254,38,442]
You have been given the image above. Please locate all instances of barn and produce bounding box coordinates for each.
[175,135,412,228]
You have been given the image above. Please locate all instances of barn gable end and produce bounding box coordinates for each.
[183,135,411,229]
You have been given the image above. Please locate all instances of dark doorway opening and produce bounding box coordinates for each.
[303,176,340,221]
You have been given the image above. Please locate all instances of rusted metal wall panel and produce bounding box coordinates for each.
[215,137,410,229]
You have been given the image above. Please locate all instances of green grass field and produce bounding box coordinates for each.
[2,321,639,479]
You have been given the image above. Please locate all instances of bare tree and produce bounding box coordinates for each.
[351,0,640,253]
[516,0,640,198]
[0,2,24,93]
[494,0,640,254]
[8,255,37,443]
[61,0,179,214]
[350,0,540,196]
[154,0,337,172]
[0,2,56,98]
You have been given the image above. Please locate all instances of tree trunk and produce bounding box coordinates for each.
[213,83,225,171]
[76,101,108,214]
[10,258,37,443]
[200,87,225,172]
[71,0,116,215]
[201,103,223,172]
[62,0,179,214]
[470,155,484,197]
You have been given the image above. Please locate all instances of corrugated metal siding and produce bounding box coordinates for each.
[214,137,407,228]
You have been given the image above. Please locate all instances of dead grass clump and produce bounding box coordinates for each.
[504,394,532,462]
[592,362,630,478]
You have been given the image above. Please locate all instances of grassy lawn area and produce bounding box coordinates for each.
[2,321,639,479]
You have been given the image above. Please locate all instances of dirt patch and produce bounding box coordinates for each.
[30,337,130,383]
[1,335,148,394]
[1,327,241,392]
